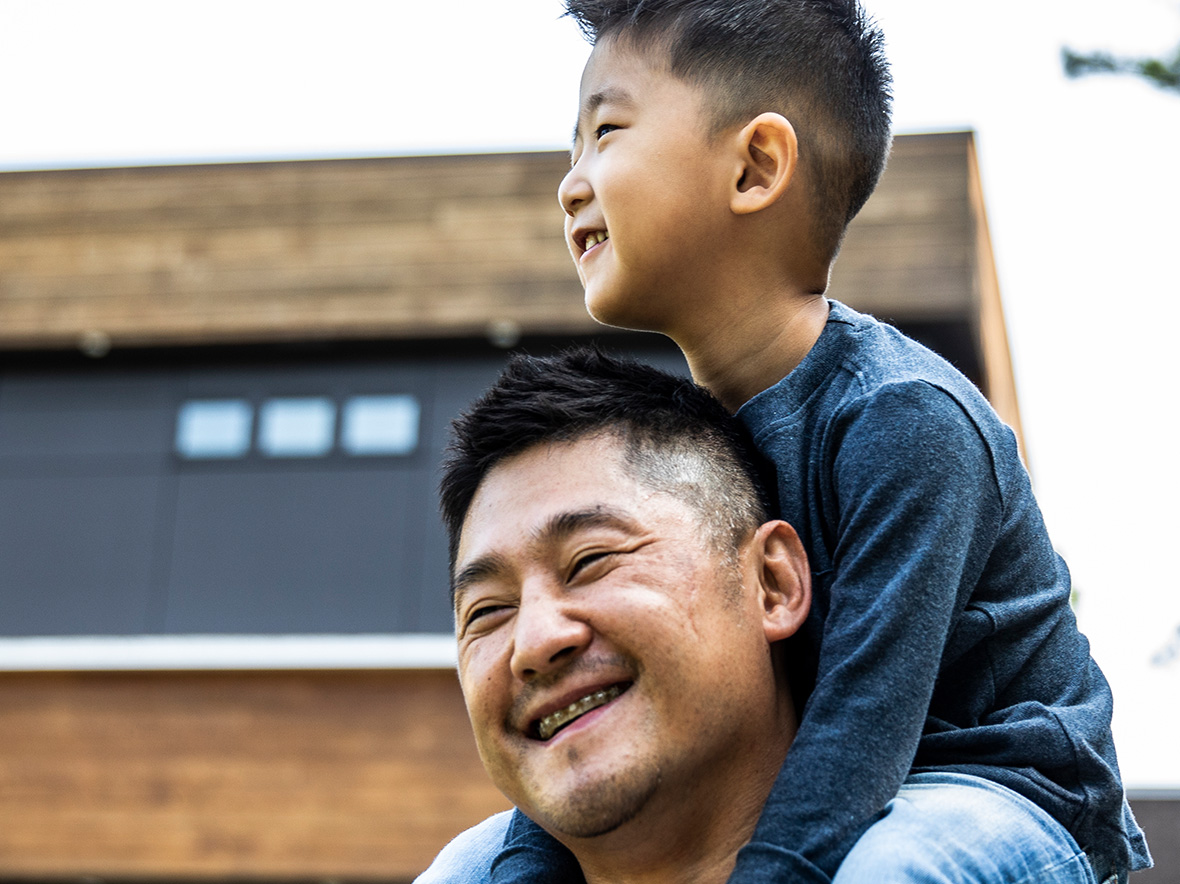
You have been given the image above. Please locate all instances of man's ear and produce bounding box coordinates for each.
[751,520,811,642]
[730,113,798,216]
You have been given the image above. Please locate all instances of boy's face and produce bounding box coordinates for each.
[559,38,740,336]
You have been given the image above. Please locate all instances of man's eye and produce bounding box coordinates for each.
[464,604,507,628]
[569,551,614,579]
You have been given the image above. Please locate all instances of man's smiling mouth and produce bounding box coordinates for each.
[535,683,628,741]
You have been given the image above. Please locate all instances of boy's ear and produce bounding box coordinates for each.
[750,520,811,643]
[730,113,798,216]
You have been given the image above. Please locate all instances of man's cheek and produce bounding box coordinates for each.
[461,678,506,746]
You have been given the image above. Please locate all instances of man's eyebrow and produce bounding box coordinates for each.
[452,506,638,611]
[535,506,637,546]
[571,86,635,146]
[452,554,508,613]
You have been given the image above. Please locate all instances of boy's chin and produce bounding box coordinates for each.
[584,288,661,335]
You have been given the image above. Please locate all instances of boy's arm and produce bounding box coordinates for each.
[733,381,1003,881]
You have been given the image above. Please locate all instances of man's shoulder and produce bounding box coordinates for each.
[414,811,513,883]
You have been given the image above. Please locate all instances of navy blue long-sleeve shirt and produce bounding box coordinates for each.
[729,300,1147,880]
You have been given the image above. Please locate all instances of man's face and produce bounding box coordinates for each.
[558,38,739,337]
[452,434,786,845]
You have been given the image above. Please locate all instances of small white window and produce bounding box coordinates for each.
[341,395,420,455]
[258,397,336,457]
[176,400,253,459]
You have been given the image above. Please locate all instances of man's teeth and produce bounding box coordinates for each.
[538,685,623,741]
[585,231,609,248]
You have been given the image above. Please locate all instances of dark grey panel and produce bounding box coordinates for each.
[178,360,434,400]
[0,372,175,460]
[0,370,175,412]
[0,335,692,641]
[413,359,510,633]
[164,467,427,634]
[0,473,162,635]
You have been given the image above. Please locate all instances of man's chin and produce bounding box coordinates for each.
[519,764,660,842]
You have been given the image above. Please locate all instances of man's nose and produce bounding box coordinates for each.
[509,588,592,681]
[558,161,592,217]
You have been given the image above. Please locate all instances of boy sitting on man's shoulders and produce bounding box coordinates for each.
[443,1,1151,882]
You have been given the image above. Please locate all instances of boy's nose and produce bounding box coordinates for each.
[558,165,592,217]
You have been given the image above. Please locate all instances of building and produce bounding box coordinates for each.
[1,132,1169,880]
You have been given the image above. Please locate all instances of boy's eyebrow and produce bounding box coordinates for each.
[571,86,636,145]
[452,506,638,612]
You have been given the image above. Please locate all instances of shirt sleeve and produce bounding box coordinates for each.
[415,811,515,883]
[732,381,1004,881]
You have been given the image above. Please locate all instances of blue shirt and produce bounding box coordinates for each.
[730,300,1148,880]
[415,812,512,883]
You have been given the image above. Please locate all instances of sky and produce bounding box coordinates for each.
[1,0,1177,788]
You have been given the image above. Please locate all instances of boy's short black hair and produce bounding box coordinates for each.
[439,347,772,575]
[566,0,892,258]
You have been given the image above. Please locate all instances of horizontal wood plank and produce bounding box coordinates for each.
[0,134,983,350]
[0,670,510,879]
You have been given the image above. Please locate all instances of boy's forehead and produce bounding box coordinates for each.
[573,38,696,142]
[577,41,634,114]
[579,35,662,98]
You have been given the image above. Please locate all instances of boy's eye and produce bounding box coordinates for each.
[594,123,619,140]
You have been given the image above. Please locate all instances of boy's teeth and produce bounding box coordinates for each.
[585,231,609,248]
[538,685,623,740]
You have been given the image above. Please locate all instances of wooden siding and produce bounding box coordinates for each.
[829,132,976,322]
[0,152,593,349]
[1,133,983,343]
[0,669,510,879]
[966,136,1025,453]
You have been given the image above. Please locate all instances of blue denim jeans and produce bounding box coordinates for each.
[833,772,1107,884]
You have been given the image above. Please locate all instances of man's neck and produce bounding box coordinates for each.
[679,293,830,413]
[559,720,794,884]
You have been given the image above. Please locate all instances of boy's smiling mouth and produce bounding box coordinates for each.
[584,230,610,250]
[575,228,610,255]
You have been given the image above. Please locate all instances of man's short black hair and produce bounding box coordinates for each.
[439,347,772,574]
[565,0,892,259]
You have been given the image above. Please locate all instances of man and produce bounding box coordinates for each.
[420,348,812,883]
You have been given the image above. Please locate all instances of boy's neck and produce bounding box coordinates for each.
[679,293,830,412]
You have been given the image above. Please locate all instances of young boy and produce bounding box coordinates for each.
[485,0,1152,882]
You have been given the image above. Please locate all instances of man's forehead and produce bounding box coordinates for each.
[456,435,634,549]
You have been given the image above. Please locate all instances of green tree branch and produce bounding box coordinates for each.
[1063,45,1180,93]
